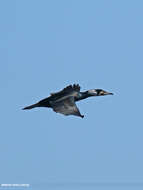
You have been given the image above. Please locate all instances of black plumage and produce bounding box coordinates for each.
[22,84,113,118]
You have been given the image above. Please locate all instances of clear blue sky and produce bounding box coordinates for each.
[0,0,143,190]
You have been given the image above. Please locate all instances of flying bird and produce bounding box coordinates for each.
[22,84,113,118]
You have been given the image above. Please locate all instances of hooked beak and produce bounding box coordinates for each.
[104,91,114,95]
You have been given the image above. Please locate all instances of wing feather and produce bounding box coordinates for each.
[51,96,84,118]
[50,84,80,98]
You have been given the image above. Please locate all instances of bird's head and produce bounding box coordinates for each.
[87,89,113,96]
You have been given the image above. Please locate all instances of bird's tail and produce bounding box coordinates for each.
[22,103,39,110]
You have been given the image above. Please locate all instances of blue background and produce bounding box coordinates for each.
[0,0,143,189]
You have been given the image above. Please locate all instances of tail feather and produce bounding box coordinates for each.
[22,103,39,110]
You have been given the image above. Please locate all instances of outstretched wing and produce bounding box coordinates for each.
[51,96,84,118]
[50,84,81,99]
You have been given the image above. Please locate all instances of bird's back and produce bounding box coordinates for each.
[38,84,81,107]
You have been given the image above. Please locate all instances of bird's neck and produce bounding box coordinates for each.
[75,91,93,102]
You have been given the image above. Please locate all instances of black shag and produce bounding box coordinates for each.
[22,84,113,118]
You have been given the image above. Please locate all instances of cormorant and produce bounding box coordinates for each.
[22,84,113,118]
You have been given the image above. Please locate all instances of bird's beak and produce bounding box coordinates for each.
[104,91,114,95]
